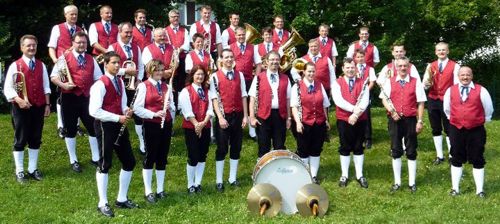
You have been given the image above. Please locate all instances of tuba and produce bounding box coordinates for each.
[122,60,137,90]
[13,71,30,105]
[244,23,260,44]
[279,27,305,72]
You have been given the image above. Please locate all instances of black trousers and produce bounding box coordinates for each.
[296,122,327,158]
[388,116,418,160]
[214,112,243,161]
[143,121,172,170]
[61,93,96,137]
[173,58,187,109]
[256,109,287,157]
[125,90,143,125]
[427,98,450,136]
[11,104,45,151]
[337,119,366,156]
[184,128,211,166]
[449,125,486,169]
[95,121,136,173]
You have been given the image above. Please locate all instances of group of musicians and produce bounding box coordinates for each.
[3,4,494,218]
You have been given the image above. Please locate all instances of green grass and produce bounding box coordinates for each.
[0,108,498,223]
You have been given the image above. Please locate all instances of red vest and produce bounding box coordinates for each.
[303,54,331,91]
[182,85,211,129]
[428,60,456,100]
[195,21,217,52]
[165,26,187,59]
[216,70,243,113]
[63,53,96,97]
[14,59,46,107]
[189,50,210,72]
[131,26,152,51]
[272,29,290,47]
[110,42,139,67]
[257,42,279,57]
[92,22,118,55]
[257,72,288,119]
[335,77,368,122]
[146,43,174,67]
[230,42,255,80]
[449,84,485,129]
[100,75,123,115]
[225,27,236,46]
[389,76,418,117]
[317,37,335,61]
[56,23,82,58]
[144,80,171,123]
[352,41,375,68]
[298,81,326,125]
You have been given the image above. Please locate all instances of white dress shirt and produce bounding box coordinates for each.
[290,79,330,108]
[377,62,421,85]
[208,68,247,100]
[134,78,176,120]
[254,42,284,58]
[422,58,460,86]
[379,74,427,103]
[331,76,369,112]
[290,53,336,87]
[107,38,144,80]
[50,50,102,81]
[357,63,377,81]
[167,24,191,51]
[443,82,494,122]
[178,83,214,120]
[89,73,128,122]
[221,26,236,49]
[189,20,222,45]
[248,70,291,109]
[48,22,76,48]
[89,20,119,47]
[318,36,339,59]
[184,50,214,73]
[346,41,380,64]
[3,55,51,101]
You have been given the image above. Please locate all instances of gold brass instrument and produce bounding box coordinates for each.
[295,184,329,217]
[95,54,105,64]
[56,55,75,86]
[122,60,137,90]
[244,23,260,44]
[13,71,30,105]
[292,58,308,73]
[203,32,211,53]
[423,63,436,90]
[279,27,305,72]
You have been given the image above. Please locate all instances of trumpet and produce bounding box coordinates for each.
[56,54,75,86]
[13,71,30,105]
[279,27,305,72]
[122,60,137,90]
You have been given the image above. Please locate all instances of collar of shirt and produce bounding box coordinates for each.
[266,69,279,77]
[221,68,234,74]
[263,41,273,47]
[170,24,179,30]
[148,77,160,85]
[200,20,212,26]
[22,55,35,65]
[320,36,328,41]
[438,58,449,65]
[459,82,475,90]
[275,28,283,34]
[119,38,132,48]
[191,83,202,90]
[395,75,410,82]
[343,75,356,83]
[101,20,111,26]
[303,79,314,87]
[360,40,370,45]
[238,42,247,47]
[65,22,76,30]
[105,73,117,80]
[72,49,84,59]
[308,52,322,59]
[358,63,366,70]
[155,42,165,48]
[136,24,145,30]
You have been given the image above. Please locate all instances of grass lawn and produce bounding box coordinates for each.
[0,107,498,223]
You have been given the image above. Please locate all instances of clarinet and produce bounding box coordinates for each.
[377,80,398,115]
[114,90,139,146]
[253,75,260,117]
[354,73,371,109]
[297,81,302,122]
[213,76,225,118]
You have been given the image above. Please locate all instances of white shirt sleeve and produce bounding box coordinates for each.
[47,25,60,48]
[133,82,155,119]
[88,80,121,122]
[443,87,451,119]
[290,84,299,107]
[331,41,338,58]
[185,53,193,73]
[181,30,191,51]
[92,58,103,80]
[379,79,392,100]
[221,29,229,49]
[452,63,460,84]
[290,66,301,81]
[248,76,257,97]
[42,63,51,94]
[369,67,377,81]
[321,85,331,108]
[346,44,354,58]
[253,47,262,64]
[136,46,144,80]
[89,23,98,47]
[373,46,380,63]
[189,23,197,42]
[215,23,222,44]
[179,87,194,119]
[3,63,20,101]
[377,65,389,85]
[286,79,292,99]
[481,86,494,122]
[410,64,421,82]
[415,78,427,103]
[239,72,248,97]
[331,79,354,112]
[327,58,336,90]
[141,47,153,67]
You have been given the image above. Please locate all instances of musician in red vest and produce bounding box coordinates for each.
[221,13,239,49]
[377,44,420,85]
[423,42,460,165]
[50,31,102,173]
[89,52,138,217]
[346,26,379,68]
[209,49,248,192]
[249,51,292,158]
[132,9,153,51]
[272,15,290,47]
[291,62,330,184]
[255,27,284,60]
[331,58,370,188]
[134,60,176,203]
[179,65,214,194]
[142,28,175,78]
[379,57,426,194]
[108,22,145,155]
[185,33,213,74]
[316,24,338,65]
[189,5,222,60]
[48,4,82,139]
[4,35,51,183]
[354,49,377,149]
[443,66,493,198]
[89,5,118,56]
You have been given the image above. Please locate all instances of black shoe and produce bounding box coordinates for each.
[97,204,114,217]
[433,157,445,165]
[216,183,224,192]
[115,200,139,209]
[312,176,320,185]
[57,127,66,139]
[357,176,368,188]
[477,192,486,198]
[138,149,146,156]
[409,185,417,193]
[195,185,202,193]
[16,172,27,184]
[229,180,240,187]
[249,135,257,142]
[90,160,99,167]
[71,162,82,173]
[144,193,156,204]
[338,176,348,187]
[77,126,85,136]
[156,191,167,199]
[390,184,401,193]
[365,140,372,149]
[28,169,43,181]
[449,189,460,196]
[187,186,196,194]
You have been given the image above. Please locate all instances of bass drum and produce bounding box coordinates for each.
[252,150,312,214]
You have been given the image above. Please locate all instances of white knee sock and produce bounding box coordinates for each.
[194,162,206,186]
[117,169,133,202]
[451,165,463,193]
[27,148,39,173]
[13,151,24,174]
[249,123,256,137]
[402,137,406,150]
[353,154,364,179]
[56,104,63,128]
[88,136,100,162]
[135,125,145,152]
[446,137,451,158]
[216,160,224,184]
[186,164,196,188]
[142,169,153,195]
[309,156,320,178]
[228,159,239,183]
[65,137,78,163]
[96,172,109,207]
[340,155,351,178]
[156,170,165,193]
[473,168,484,194]
[301,157,309,166]
[408,159,417,186]
[433,135,444,159]
[392,158,402,185]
